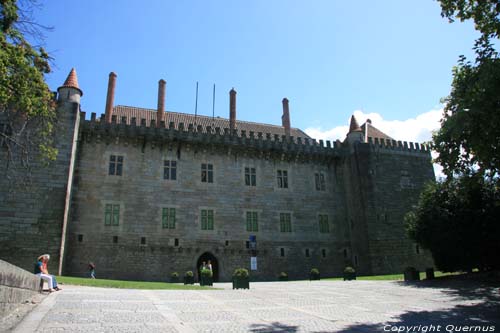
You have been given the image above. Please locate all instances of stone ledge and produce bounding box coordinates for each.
[0,259,41,318]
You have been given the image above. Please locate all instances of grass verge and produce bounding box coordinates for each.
[56,276,218,290]
[323,271,463,281]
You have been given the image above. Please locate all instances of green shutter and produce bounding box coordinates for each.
[105,204,112,225]
[162,208,168,228]
[169,208,176,229]
[112,205,120,226]
[208,210,214,230]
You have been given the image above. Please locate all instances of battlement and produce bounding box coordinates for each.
[79,112,431,160]
[366,136,431,154]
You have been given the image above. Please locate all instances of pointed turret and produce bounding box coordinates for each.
[345,114,364,144]
[57,68,83,104]
[348,115,361,133]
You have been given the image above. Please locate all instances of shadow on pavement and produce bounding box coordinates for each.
[249,321,299,332]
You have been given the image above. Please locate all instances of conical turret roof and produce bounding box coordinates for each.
[349,115,362,132]
[58,68,83,96]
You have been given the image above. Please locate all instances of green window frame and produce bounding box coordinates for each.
[105,204,120,226]
[201,209,214,230]
[279,213,292,232]
[162,208,176,229]
[277,170,288,188]
[319,214,329,233]
[246,211,258,232]
[245,167,256,186]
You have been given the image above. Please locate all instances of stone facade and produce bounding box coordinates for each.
[0,70,435,281]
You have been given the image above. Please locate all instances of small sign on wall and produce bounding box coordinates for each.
[251,256,257,270]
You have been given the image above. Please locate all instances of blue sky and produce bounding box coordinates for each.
[35,0,477,146]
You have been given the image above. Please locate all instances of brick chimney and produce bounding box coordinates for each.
[281,98,291,137]
[229,88,236,131]
[104,72,117,123]
[157,79,166,127]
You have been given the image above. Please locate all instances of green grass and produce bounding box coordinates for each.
[323,271,463,281]
[56,276,218,290]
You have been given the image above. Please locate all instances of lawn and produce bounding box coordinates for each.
[322,271,462,281]
[56,276,217,290]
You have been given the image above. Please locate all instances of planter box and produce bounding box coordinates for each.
[343,272,356,281]
[404,267,420,281]
[183,276,194,285]
[200,276,213,286]
[232,277,250,289]
[309,274,320,281]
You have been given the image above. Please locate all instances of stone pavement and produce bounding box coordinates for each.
[11,280,500,333]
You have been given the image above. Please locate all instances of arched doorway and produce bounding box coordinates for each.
[196,252,219,282]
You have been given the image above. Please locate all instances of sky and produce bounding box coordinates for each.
[33,1,479,177]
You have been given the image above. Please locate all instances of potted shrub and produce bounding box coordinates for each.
[279,272,288,281]
[200,268,213,286]
[170,272,180,283]
[404,267,420,281]
[232,268,250,289]
[343,266,356,281]
[310,268,320,280]
[184,271,194,285]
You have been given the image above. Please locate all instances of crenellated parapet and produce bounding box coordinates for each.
[80,112,343,163]
[365,136,431,156]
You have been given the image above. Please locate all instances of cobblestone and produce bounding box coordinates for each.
[11,280,500,333]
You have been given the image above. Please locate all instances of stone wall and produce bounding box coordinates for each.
[64,128,350,281]
[344,142,435,274]
[0,101,80,273]
[0,259,41,318]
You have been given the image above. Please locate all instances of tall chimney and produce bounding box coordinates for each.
[157,79,166,127]
[229,88,236,131]
[104,72,117,123]
[282,98,291,137]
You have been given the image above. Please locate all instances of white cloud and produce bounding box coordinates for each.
[304,109,445,179]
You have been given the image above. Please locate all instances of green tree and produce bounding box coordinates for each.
[0,0,56,176]
[432,0,500,178]
[406,176,500,272]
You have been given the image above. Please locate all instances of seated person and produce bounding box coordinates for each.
[34,254,61,292]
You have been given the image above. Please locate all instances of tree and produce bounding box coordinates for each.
[0,0,56,177]
[432,0,500,178]
[406,176,500,272]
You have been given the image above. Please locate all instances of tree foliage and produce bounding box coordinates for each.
[432,1,500,178]
[406,176,500,272]
[0,0,56,175]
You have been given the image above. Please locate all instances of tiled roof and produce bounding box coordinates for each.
[361,121,394,141]
[111,105,312,139]
[59,68,83,96]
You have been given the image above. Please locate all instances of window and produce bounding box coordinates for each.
[77,234,83,242]
[104,204,120,226]
[246,241,250,249]
[201,163,213,183]
[109,155,123,176]
[141,237,146,245]
[280,248,285,257]
[225,240,229,246]
[201,209,214,230]
[246,211,258,232]
[113,236,118,243]
[245,167,256,186]
[319,215,330,233]
[162,208,176,229]
[277,170,288,188]
[163,160,177,180]
[416,244,420,254]
[315,172,326,191]
[305,248,310,257]
[322,249,326,258]
[174,238,179,247]
[279,213,292,232]
[343,249,348,259]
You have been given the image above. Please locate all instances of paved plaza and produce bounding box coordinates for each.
[11,280,500,333]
